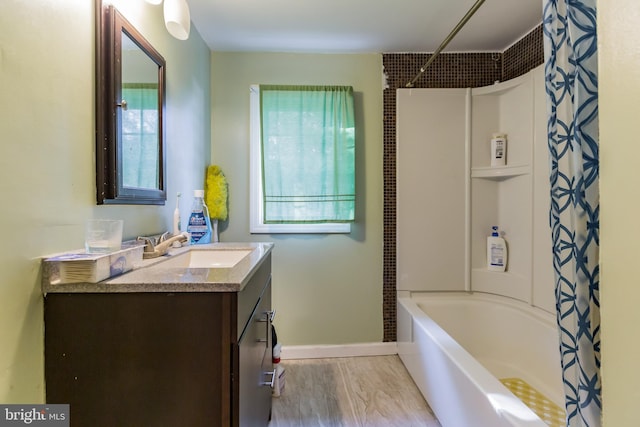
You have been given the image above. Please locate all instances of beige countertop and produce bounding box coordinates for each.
[42,242,274,294]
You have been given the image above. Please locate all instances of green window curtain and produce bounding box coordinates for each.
[260,85,355,223]
[121,83,159,189]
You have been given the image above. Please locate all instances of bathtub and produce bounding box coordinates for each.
[397,292,564,427]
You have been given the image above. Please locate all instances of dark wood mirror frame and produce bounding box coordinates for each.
[95,2,167,205]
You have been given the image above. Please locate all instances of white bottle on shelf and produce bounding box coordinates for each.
[490,133,507,167]
[487,226,507,272]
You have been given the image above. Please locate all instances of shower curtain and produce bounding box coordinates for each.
[542,1,600,426]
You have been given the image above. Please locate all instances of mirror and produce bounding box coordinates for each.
[96,3,166,205]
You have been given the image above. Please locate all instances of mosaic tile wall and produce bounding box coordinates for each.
[382,25,543,342]
[503,25,544,81]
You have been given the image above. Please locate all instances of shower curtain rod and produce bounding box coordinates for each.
[406,0,486,87]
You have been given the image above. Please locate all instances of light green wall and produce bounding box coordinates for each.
[599,0,640,424]
[211,53,384,345]
[0,0,211,402]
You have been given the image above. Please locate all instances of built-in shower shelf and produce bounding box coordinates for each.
[471,164,531,180]
[468,65,546,305]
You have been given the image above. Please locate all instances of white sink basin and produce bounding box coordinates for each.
[159,249,253,269]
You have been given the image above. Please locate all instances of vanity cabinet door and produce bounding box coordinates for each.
[44,292,234,427]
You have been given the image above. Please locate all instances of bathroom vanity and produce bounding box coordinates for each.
[43,242,274,427]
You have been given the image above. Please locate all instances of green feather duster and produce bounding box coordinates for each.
[205,165,228,220]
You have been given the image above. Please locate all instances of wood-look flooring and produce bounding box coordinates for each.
[270,355,442,427]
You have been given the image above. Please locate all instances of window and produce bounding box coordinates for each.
[250,85,355,233]
[121,83,159,189]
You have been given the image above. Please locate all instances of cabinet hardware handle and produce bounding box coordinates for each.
[258,310,276,323]
[257,310,275,342]
[261,370,276,387]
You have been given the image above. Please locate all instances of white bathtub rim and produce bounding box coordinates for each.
[400,291,561,390]
[399,294,516,393]
[406,290,557,326]
[398,293,552,426]
[407,290,563,403]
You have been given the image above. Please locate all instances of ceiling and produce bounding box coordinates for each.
[188,0,542,54]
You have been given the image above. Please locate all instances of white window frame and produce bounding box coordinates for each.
[249,85,352,234]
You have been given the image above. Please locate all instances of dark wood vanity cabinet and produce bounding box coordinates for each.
[44,254,273,427]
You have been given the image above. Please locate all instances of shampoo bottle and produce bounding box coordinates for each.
[186,190,212,245]
[487,226,507,272]
[490,133,507,167]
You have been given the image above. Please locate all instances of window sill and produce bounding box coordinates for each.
[250,223,351,234]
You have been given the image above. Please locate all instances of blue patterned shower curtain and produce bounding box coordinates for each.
[542,1,600,426]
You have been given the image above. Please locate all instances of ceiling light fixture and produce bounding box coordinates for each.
[164,0,191,40]
[145,0,191,40]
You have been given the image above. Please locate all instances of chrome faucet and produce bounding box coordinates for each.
[137,232,189,259]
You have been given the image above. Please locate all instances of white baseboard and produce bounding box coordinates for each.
[280,342,398,360]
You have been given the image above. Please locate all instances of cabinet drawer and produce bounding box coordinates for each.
[237,253,271,341]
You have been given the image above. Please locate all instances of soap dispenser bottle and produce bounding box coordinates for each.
[487,226,507,272]
[186,190,212,245]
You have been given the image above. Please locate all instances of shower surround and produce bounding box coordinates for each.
[382,25,544,341]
